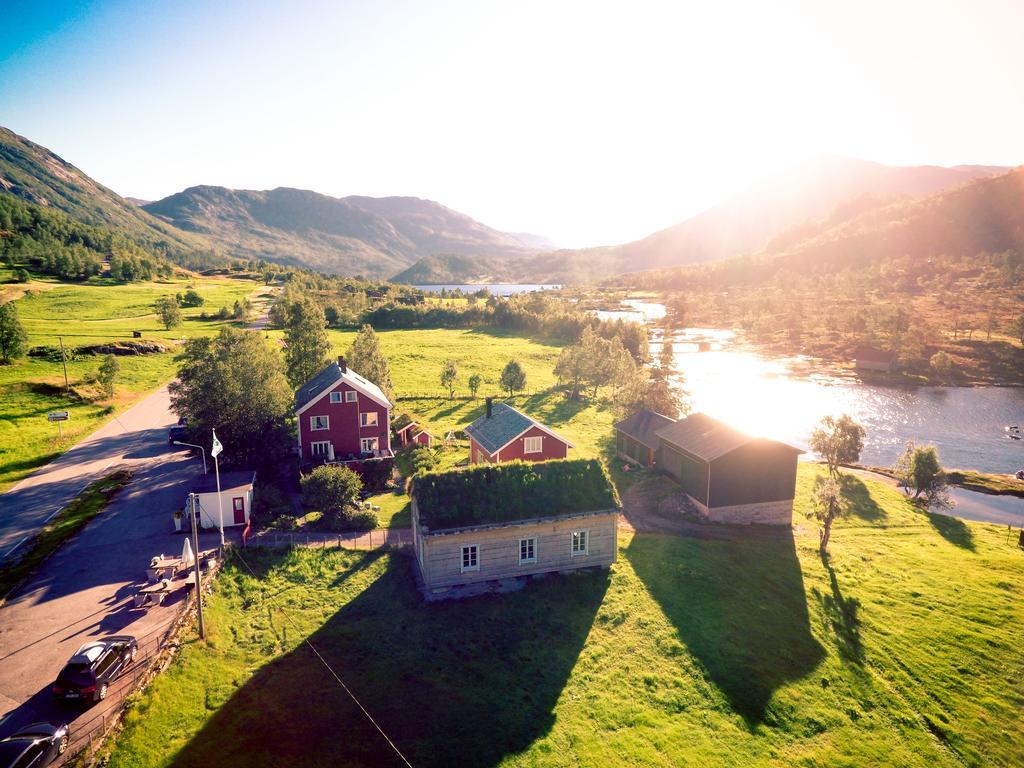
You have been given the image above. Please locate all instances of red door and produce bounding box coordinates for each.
[232,496,246,525]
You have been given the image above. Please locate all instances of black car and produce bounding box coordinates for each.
[168,425,187,445]
[52,636,137,703]
[0,723,69,768]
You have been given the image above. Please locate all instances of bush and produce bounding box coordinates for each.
[252,482,292,520]
[349,510,378,531]
[409,445,438,474]
[301,464,363,513]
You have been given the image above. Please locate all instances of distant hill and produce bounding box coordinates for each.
[144,187,538,278]
[620,166,1024,288]
[0,126,209,265]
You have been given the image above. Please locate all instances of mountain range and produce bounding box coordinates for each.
[0,124,1017,284]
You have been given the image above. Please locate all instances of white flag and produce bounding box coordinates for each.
[211,430,223,458]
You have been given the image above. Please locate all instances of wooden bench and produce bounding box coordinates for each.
[134,579,171,609]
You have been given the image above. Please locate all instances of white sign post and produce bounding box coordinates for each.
[47,410,70,439]
[211,430,225,547]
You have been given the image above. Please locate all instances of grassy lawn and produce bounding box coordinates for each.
[0,274,266,491]
[0,469,131,600]
[106,465,1023,767]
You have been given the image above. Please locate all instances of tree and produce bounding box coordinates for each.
[0,301,28,363]
[665,293,687,328]
[284,299,330,388]
[13,268,29,283]
[810,474,847,557]
[468,373,482,399]
[98,354,119,398]
[181,289,204,307]
[346,324,394,401]
[301,464,363,513]
[658,338,674,376]
[440,359,458,399]
[155,296,182,330]
[169,327,293,467]
[929,350,953,380]
[500,359,526,397]
[809,414,866,477]
[1014,313,1024,346]
[554,342,587,399]
[893,442,952,509]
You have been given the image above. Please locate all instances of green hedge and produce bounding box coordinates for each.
[412,459,619,529]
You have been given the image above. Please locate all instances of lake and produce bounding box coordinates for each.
[598,301,1024,522]
[414,284,561,296]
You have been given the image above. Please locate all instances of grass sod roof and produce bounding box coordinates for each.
[411,458,620,530]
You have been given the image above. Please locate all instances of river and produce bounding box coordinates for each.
[597,301,1024,523]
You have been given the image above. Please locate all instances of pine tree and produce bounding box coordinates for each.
[347,324,394,401]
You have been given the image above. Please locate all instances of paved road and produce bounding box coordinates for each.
[0,387,178,561]
[0,438,229,739]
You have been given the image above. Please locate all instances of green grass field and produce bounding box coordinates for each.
[106,465,1023,767]
[0,274,267,490]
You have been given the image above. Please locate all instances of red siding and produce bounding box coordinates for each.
[470,437,492,464]
[496,425,569,463]
[298,382,390,461]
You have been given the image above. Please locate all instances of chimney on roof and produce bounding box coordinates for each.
[486,397,493,418]
[338,356,347,373]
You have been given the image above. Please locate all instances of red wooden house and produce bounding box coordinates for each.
[294,357,393,466]
[465,399,574,464]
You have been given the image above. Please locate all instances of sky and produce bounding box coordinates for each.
[2,0,1023,247]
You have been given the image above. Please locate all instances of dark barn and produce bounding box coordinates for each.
[613,409,676,467]
[655,413,803,526]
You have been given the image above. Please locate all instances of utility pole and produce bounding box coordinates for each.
[58,336,69,396]
[189,493,205,640]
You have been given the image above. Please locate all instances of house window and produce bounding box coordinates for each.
[310,414,329,431]
[360,412,379,427]
[329,391,343,404]
[310,441,331,457]
[571,530,589,556]
[519,537,536,564]
[345,390,358,403]
[360,437,379,454]
[524,436,543,454]
[461,544,479,572]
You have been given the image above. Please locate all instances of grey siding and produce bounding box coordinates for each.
[413,499,617,591]
[658,445,709,506]
[707,441,799,508]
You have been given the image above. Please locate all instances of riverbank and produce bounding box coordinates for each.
[852,464,1024,499]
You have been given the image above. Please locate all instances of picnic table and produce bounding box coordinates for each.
[147,556,183,583]
[134,579,171,609]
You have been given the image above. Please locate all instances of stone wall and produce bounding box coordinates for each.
[702,498,794,526]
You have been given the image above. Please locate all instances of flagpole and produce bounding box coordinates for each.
[212,429,225,547]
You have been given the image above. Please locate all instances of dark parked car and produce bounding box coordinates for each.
[0,723,69,768]
[168,425,187,445]
[52,636,137,703]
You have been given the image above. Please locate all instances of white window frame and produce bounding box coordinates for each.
[519,537,536,564]
[360,437,379,453]
[571,530,589,556]
[461,544,479,573]
[523,436,543,454]
[329,391,343,404]
[309,414,330,431]
[360,411,379,428]
[345,390,358,403]
[310,440,331,457]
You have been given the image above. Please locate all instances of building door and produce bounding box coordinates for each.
[232,496,246,525]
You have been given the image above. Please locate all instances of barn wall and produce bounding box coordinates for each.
[416,510,618,591]
[703,499,793,526]
[707,441,799,508]
[658,444,709,505]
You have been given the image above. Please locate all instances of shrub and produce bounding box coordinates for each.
[349,510,378,531]
[252,482,292,520]
[301,464,363,513]
[409,445,438,474]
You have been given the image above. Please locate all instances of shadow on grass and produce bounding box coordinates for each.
[814,557,863,664]
[839,474,886,521]
[926,511,975,551]
[170,551,609,768]
[626,531,824,727]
